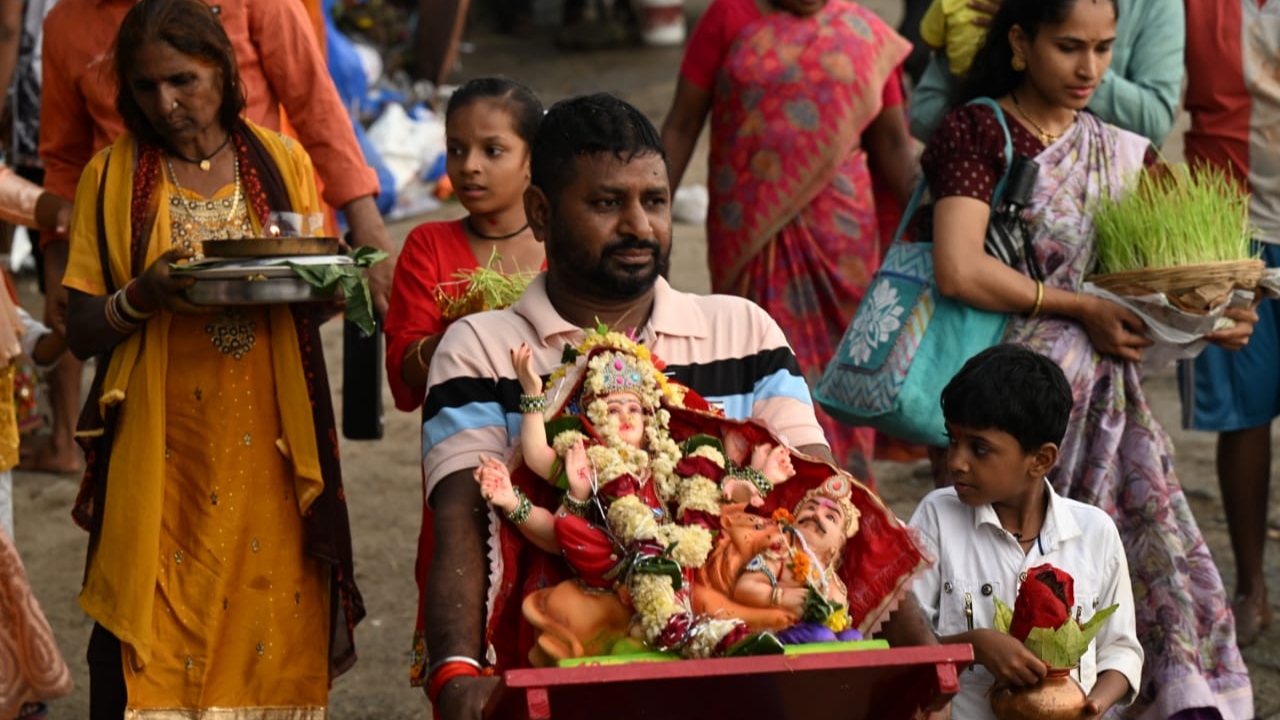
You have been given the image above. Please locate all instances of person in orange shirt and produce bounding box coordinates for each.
[37,0,394,476]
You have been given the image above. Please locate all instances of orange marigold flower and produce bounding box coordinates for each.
[772,508,795,525]
[790,551,811,582]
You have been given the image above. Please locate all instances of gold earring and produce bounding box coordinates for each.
[1011,54,1026,72]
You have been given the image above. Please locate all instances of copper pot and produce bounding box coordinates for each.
[990,667,1088,720]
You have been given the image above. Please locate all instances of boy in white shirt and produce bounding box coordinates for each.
[909,345,1143,719]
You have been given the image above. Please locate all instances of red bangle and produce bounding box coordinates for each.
[125,279,157,315]
[427,661,481,709]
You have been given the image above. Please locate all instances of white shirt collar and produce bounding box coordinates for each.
[971,477,1082,552]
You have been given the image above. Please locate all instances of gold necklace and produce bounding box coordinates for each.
[607,297,652,336]
[165,153,243,239]
[1010,92,1076,145]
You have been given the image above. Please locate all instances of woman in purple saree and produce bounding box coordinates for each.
[923,0,1257,716]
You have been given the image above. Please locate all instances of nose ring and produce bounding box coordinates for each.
[171,100,179,110]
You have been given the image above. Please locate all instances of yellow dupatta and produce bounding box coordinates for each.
[67,123,327,666]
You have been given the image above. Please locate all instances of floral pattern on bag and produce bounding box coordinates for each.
[846,281,904,365]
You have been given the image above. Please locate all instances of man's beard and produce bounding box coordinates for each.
[547,215,669,300]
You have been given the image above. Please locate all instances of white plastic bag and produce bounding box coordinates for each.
[365,104,446,194]
[1081,282,1255,369]
[673,183,708,225]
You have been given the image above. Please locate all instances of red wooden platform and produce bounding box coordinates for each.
[483,644,974,720]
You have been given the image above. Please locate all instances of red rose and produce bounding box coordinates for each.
[1009,564,1075,642]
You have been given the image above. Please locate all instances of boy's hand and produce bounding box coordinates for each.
[970,628,1047,687]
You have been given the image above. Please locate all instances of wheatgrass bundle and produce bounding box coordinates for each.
[1090,162,1263,314]
[437,249,538,321]
[1093,162,1253,275]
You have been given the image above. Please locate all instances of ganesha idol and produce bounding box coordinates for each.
[473,327,929,669]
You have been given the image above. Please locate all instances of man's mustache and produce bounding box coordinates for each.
[603,238,661,256]
[798,516,830,535]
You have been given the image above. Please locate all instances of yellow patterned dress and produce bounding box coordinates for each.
[64,125,352,719]
[117,180,331,717]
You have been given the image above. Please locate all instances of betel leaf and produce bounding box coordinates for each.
[993,596,1014,634]
[287,248,388,334]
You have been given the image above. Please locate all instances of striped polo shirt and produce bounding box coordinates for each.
[1184,0,1280,244]
[421,275,828,501]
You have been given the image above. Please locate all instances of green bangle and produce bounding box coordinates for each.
[562,492,593,518]
[506,486,533,525]
[729,464,773,499]
[519,394,547,414]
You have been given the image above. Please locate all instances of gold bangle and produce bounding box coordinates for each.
[1029,280,1045,318]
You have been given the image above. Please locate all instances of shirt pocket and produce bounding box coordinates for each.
[937,576,1008,636]
[1070,581,1102,692]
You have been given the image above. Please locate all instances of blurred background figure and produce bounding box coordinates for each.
[662,0,916,483]
[907,0,1183,148]
[1177,0,1280,650]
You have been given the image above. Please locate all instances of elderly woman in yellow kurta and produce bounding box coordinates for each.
[61,1,364,717]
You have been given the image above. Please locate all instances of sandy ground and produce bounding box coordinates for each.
[9,3,1280,718]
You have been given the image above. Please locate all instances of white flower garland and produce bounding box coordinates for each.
[631,573,682,643]
[683,618,742,659]
[607,494,660,542]
[551,430,589,457]
[688,444,725,466]
[674,475,723,520]
[652,524,713,568]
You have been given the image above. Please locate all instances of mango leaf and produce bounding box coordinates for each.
[1078,604,1120,647]
[993,596,1013,634]
[349,246,389,268]
[1025,617,1107,669]
[287,248,388,334]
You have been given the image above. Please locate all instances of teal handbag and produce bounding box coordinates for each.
[814,98,1016,447]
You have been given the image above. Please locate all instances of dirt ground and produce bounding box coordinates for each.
[10,3,1280,718]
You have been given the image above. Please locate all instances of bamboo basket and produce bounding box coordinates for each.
[1088,259,1265,314]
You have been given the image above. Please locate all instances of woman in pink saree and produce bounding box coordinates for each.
[661,0,915,482]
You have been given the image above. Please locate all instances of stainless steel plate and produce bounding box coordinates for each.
[173,255,353,280]
[185,278,340,306]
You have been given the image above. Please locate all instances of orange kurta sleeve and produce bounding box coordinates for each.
[246,0,378,210]
[38,4,99,204]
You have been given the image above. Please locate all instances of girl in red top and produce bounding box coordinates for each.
[385,77,545,415]
[385,78,545,686]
